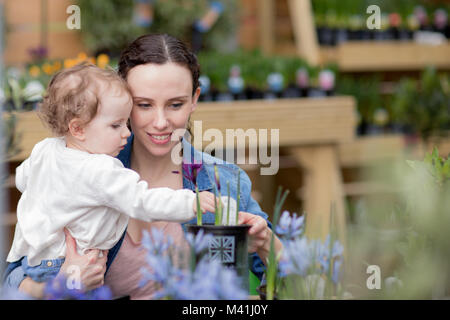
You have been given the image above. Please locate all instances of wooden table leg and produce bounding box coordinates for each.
[289,145,347,244]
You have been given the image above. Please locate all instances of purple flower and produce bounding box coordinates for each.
[28,46,48,61]
[275,211,305,240]
[181,162,203,186]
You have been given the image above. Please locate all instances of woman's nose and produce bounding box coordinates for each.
[154,109,169,130]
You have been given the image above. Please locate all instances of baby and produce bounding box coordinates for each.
[6,63,215,283]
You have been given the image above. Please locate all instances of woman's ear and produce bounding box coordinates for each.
[191,87,201,112]
[68,118,86,141]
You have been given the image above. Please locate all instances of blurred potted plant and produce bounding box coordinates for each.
[1,70,46,160]
[336,75,382,135]
[391,67,450,143]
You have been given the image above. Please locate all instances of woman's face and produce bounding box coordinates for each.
[127,62,200,159]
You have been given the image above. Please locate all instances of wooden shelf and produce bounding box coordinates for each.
[275,41,450,72]
[191,96,357,148]
[4,97,357,162]
[325,41,450,72]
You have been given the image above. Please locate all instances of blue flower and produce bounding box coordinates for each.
[0,287,33,300]
[185,229,214,254]
[279,235,345,285]
[140,229,247,300]
[43,276,112,300]
[279,237,313,277]
[141,228,174,255]
[275,211,305,240]
[332,241,344,258]
[332,259,342,284]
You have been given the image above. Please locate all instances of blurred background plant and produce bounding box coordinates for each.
[336,75,384,135]
[344,147,450,299]
[77,0,239,57]
[391,67,450,142]
[313,0,450,45]
[1,52,115,160]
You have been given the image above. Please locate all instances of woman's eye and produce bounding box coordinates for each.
[137,103,151,108]
[171,103,183,108]
[111,124,121,129]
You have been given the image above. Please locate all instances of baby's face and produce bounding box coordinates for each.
[82,85,132,157]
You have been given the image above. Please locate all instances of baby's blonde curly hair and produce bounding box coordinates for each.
[38,62,131,136]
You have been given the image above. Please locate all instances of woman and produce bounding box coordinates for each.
[4,34,283,299]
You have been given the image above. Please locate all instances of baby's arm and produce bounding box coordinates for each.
[15,157,31,193]
[90,157,197,222]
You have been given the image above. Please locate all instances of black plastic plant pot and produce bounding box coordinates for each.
[335,28,349,45]
[186,224,251,292]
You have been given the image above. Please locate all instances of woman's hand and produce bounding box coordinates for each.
[238,211,269,253]
[19,229,109,298]
[59,228,108,291]
[238,212,283,265]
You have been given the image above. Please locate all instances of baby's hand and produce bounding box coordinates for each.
[193,191,217,214]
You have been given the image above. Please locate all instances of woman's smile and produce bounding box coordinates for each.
[147,132,172,144]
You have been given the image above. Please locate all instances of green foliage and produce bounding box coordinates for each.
[152,0,239,52]
[265,187,289,300]
[77,0,145,55]
[407,147,450,188]
[392,67,450,141]
[312,0,450,28]
[77,0,239,55]
[348,148,450,299]
[2,113,22,160]
[336,75,382,124]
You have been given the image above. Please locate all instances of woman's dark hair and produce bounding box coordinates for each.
[118,34,200,96]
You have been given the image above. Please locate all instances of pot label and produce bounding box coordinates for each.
[209,235,235,263]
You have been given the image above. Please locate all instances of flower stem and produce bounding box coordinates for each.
[227,182,230,225]
[266,187,290,300]
[236,169,240,225]
[196,186,202,226]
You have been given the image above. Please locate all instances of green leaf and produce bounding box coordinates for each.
[442,159,450,178]
[431,147,439,161]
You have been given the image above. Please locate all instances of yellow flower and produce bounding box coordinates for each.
[42,62,53,75]
[64,59,77,69]
[29,65,41,78]
[77,52,88,61]
[97,54,110,69]
[52,61,62,73]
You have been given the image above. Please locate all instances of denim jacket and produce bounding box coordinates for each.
[3,135,270,288]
